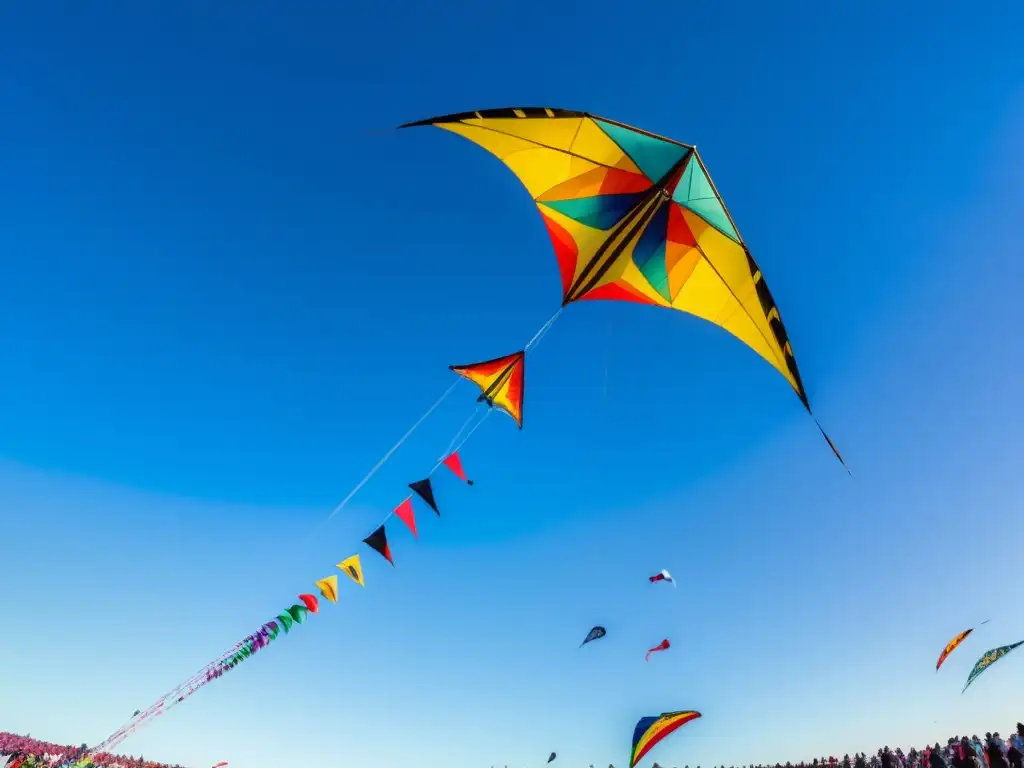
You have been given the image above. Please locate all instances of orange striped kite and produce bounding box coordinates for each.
[450,350,525,428]
[936,620,989,671]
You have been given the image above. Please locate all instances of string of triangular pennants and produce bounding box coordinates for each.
[90,310,561,757]
[88,451,476,757]
[211,452,475,674]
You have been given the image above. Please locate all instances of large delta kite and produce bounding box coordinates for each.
[401,107,844,467]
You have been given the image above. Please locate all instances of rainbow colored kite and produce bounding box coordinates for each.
[629,710,702,768]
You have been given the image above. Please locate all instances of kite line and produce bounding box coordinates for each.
[87,310,563,756]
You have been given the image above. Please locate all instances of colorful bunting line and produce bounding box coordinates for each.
[92,447,480,756]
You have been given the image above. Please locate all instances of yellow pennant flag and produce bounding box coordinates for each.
[337,554,364,586]
[315,575,339,603]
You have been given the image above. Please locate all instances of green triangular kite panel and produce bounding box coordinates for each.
[594,119,690,184]
[672,156,739,242]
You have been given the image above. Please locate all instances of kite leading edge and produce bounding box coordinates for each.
[401,107,847,470]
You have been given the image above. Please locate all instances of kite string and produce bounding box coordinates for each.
[330,305,562,569]
[96,308,562,754]
[316,378,461,530]
[363,406,493,537]
[442,404,485,458]
[94,380,472,755]
[88,641,245,755]
[524,308,562,351]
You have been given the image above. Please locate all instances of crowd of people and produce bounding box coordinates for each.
[4,725,1024,768]
[670,724,1024,768]
[0,734,180,768]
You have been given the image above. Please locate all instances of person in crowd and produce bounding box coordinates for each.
[988,734,1009,768]
[1007,737,1023,768]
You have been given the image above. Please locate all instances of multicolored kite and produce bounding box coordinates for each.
[402,108,844,467]
[580,626,607,647]
[450,351,525,428]
[962,640,1024,693]
[645,639,670,662]
[936,621,989,671]
[649,569,675,587]
[629,710,702,768]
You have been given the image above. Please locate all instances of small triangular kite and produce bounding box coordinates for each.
[337,554,365,586]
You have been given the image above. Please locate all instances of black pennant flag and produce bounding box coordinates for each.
[409,478,439,515]
[362,525,394,566]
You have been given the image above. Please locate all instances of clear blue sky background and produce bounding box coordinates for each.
[1,2,1022,767]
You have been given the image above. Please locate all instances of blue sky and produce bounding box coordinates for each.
[1,2,1023,766]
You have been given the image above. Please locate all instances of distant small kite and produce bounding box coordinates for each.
[962,639,1024,693]
[936,620,989,671]
[648,569,675,587]
[629,710,701,768]
[645,639,670,662]
[581,626,607,648]
[548,752,557,763]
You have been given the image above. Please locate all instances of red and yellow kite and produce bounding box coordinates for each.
[936,621,989,671]
[450,350,525,428]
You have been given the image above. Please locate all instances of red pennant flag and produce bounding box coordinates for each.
[645,639,670,662]
[442,451,474,485]
[298,593,319,614]
[393,497,418,537]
